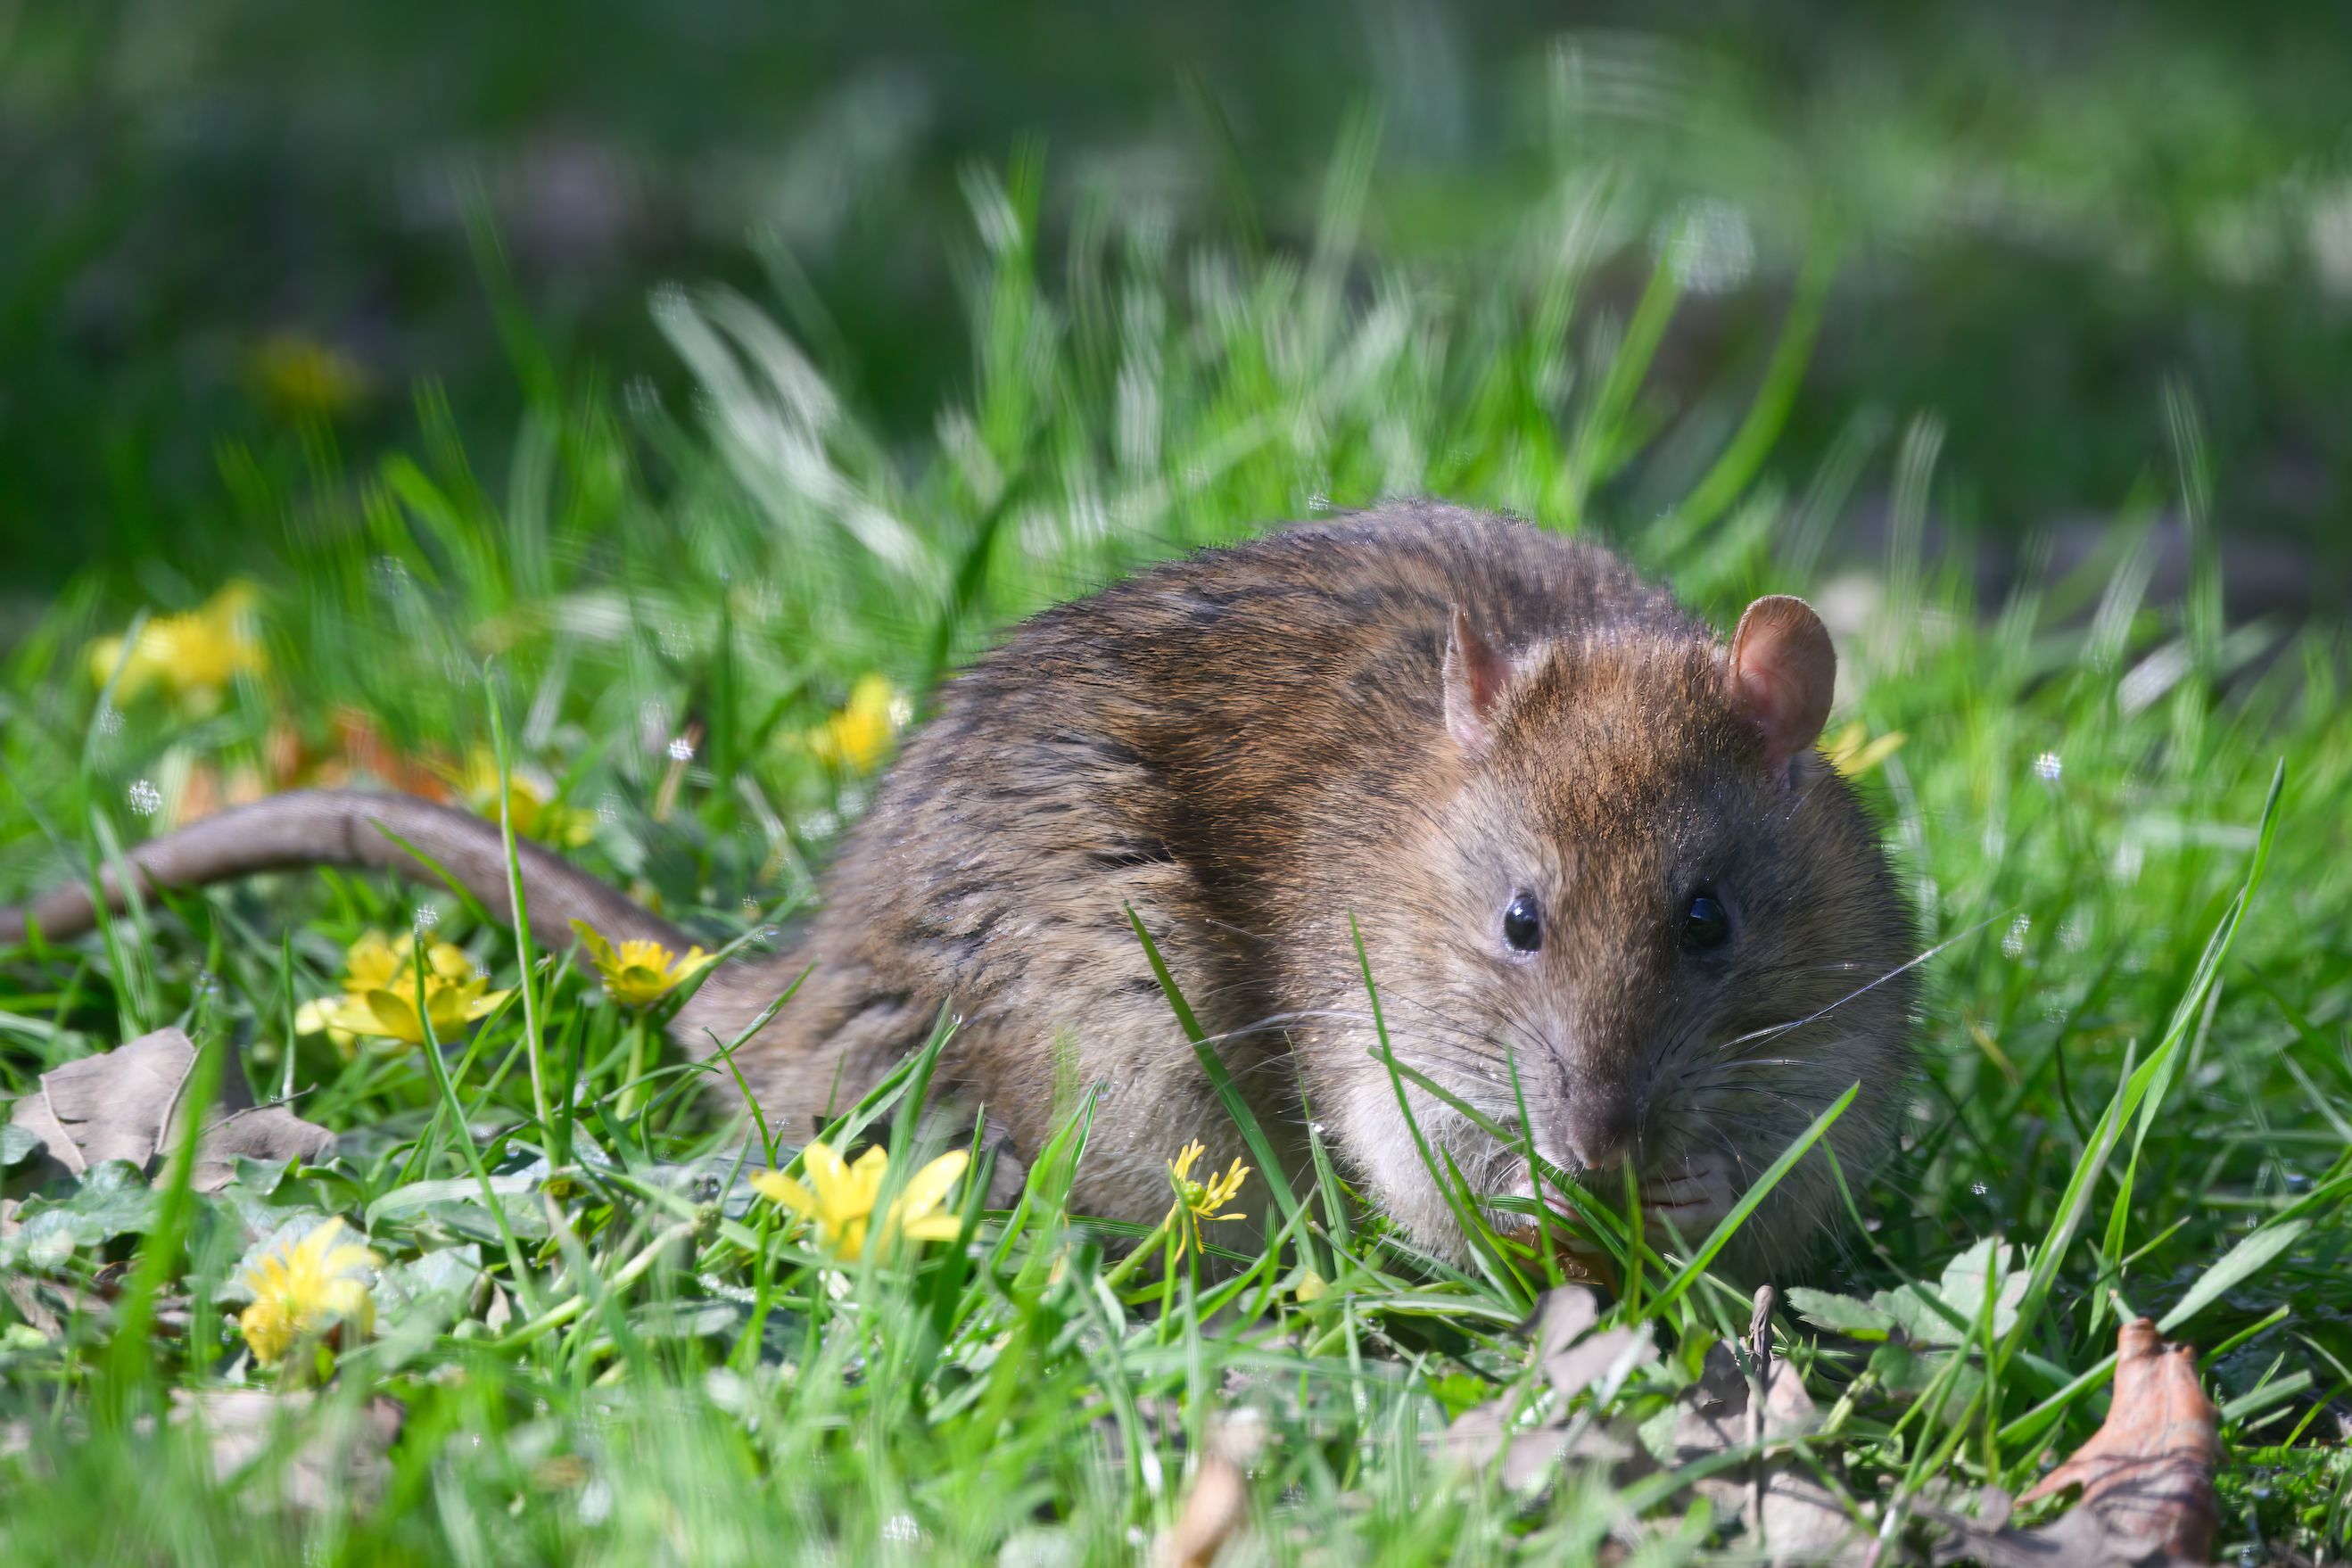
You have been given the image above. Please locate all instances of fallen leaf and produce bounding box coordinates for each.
[1157,1410,1262,1568]
[3,1275,60,1339]
[170,1388,404,1513]
[2017,1317,2218,1559]
[1442,1285,1659,1489]
[1536,1284,1660,1401]
[1872,1240,2029,1348]
[1531,1282,1602,1359]
[1738,1358,1863,1566]
[325,707,452,801]
[192,1107,338,1193]
[8,1028,334,1196]
[1545,1325,1657,1398]
[1453,1404,1647,1491]
[1439,1286,1862,1563]
[10,1028,197,1173]
[1919,1318,2218,1568]
[483,1281,514,1333]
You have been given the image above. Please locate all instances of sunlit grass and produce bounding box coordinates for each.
[2,155,2348,1564]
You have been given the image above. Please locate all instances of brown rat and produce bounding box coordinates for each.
[2,502,1917,1272]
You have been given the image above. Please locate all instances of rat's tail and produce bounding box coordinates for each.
[0,789,689,953]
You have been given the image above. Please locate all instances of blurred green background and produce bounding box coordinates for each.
[7,0,2352,604]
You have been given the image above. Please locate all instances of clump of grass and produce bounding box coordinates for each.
[1,149,2347,1564]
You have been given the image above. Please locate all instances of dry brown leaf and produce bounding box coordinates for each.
[1156,1411,1263,1568]
[1921,1318,2219,1568]
[1443,1285,1659,1490]
[2018,1318,2218,1560]
[3,1275,60,1338]
[1531,1283,1603,1359]
[1673,1344,1866,1568]
[1440,1395,1645,1492]
[3,1391,400,1512]
[8,1027,334,1193]
[170,1389,403,1513]
[1429,1286,1864,1563]
[483,1281,514,1333]
[1528,1283,1663,1399]
[190,1104,340,1192]
[325,707,452,801]
[1441,1287,1867,1565]
[1547,1325,1661,1402]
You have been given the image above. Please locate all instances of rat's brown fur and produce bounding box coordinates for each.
[688,502,1916,1268]
[4,502,1916,1271]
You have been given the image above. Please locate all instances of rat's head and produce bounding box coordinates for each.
[1347,596,1916,1272]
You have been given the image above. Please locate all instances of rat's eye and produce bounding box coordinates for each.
[1502,893,1544,955]
[1680,886,1731,953]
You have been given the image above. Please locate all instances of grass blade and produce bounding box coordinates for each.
[1125,903,1314,1267]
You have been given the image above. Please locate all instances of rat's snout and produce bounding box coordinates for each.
[1558,1092,1638,1173]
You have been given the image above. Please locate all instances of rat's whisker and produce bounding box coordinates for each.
[1713,914,1998,1053]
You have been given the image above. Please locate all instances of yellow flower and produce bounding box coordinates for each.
[448,747,595,847]
[295,929,510,1048]
[86,582,267,713]
[805,673,910,774]
[1164,1140,1250,1264]
[235,1217,378,1368]
[1824,720,1907,779]
[570,919,714,1008]
[751,1140,970,1262]
[246,332,369,421]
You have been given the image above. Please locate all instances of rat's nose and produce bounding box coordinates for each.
[1562,1095,1638,1173]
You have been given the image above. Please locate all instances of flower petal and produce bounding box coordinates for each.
[425,943,475,984]
[462,988,512,1021]
[893,1150,970,1224]
[897,1213,966,1243]
[750,1171,820,1217]
[569,919,618,970]
[846,1145,890,1213]
[799,1141,853,1211]
[360,990,425,1044]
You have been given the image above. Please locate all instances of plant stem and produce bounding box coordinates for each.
[486,679,556,1138]
[486,1219,698,1351]
[620,1011,650,1118]
[1101,1211,1176,1292]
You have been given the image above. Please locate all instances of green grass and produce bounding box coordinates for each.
[2,156,2349,1564]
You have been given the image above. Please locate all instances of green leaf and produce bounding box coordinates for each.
[1872,1239,2026,1347]
[1869,1341,1985,1415]
[0,1119,38,1167]
[1126,904,1311,1263]
[367,1170,541,1227]
[8,1161,158,1267]
[2158,1212,2316,1334]
[374,1245,484,1316]
[1786,1287,1896,1340]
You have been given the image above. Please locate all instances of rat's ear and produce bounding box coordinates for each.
[1729,594,1836,778]
[1442,606,1514,755]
